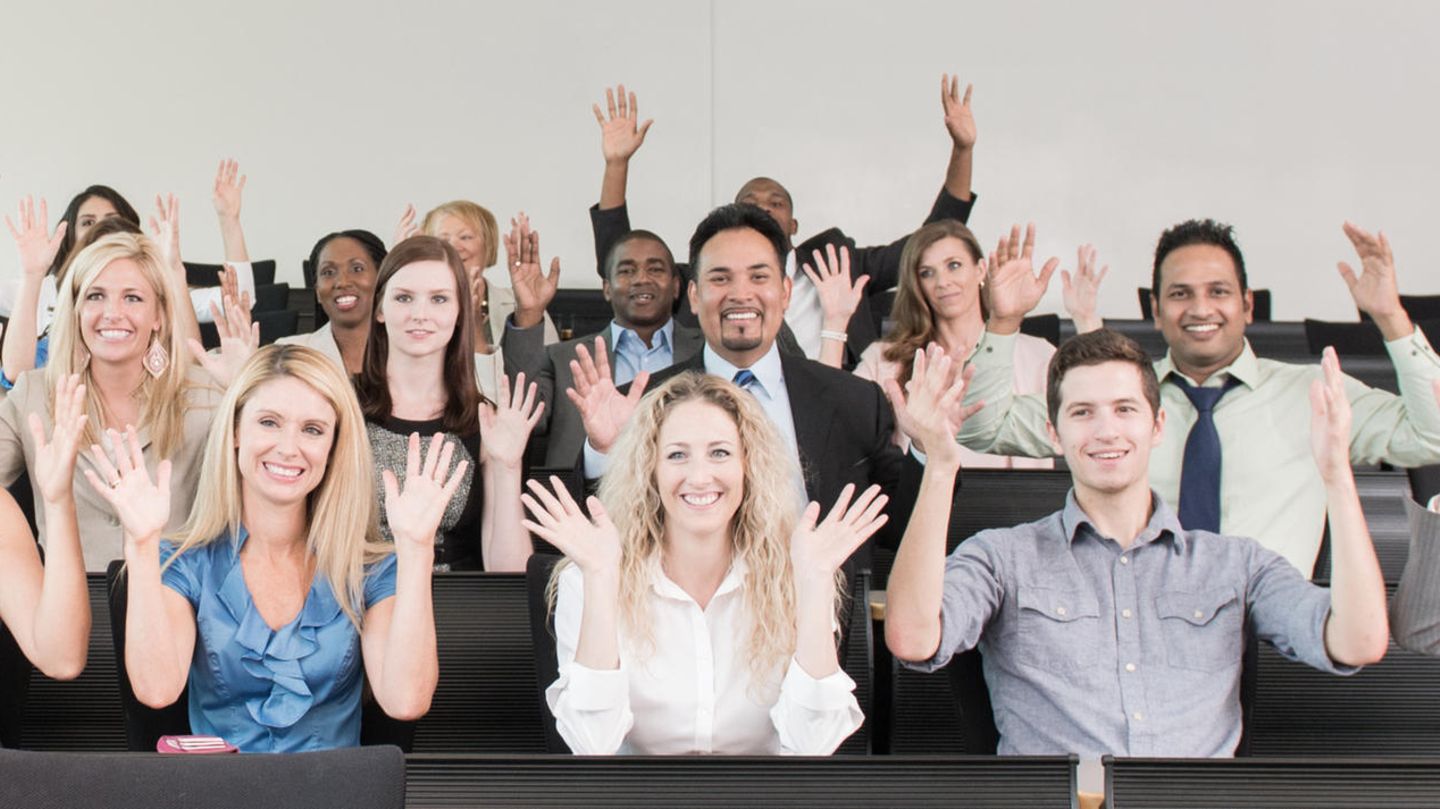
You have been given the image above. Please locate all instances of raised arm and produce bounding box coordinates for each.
[801,245,867,368]
[940,75,976,203]
[88,426,194,708]
[0,375,90,679]
[1061,244,1108,334]
[363,433,468,720]
[149,195,202,348]
[1313,348,1390,665]
[478,373,544,572]
[502,213,561,338]
[595,84,653,211]
[2,197,65,383]
[212,159,250,263]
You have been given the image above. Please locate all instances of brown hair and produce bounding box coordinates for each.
[881,220,985,386]
[1045,329,1160,425]
[354,235,484,434]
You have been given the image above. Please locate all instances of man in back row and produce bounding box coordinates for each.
[588,77,979,367]
[886,329,1388,757]
[958,218,1440,575]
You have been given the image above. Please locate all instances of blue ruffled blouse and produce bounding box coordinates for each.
[159,527,397,752]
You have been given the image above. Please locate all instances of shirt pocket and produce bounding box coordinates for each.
[1014,586,1102,674]
[1155,586,1243,673]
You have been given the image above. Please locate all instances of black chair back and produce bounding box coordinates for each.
[0,745,404,809]
[106,561,191,749]
[1106,756,1440,807]
[184,259,277,287]
[524,554,569,753]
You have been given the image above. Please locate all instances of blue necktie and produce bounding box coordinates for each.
[1174,375,1239,533]
[733,369,757,391]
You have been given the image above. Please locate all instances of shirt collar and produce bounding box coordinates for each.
[1155,338,1260,390]
[703,341,785,394]
[1061,489,1187,553]
[609,318,675,351]
[649,554,749,603]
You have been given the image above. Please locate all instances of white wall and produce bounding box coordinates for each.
[2,0,1437,321]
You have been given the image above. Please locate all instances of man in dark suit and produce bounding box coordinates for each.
[505,229,703,468]
[570,203,965,552]
[587,77,978,368]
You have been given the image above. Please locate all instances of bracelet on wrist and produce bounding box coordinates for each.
[820,329,848,343]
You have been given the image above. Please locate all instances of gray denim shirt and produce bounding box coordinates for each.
[906,491,1356,757]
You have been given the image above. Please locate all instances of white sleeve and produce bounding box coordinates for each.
[544,566,633,754]
[769,658,863,755]
[188,261,257,324]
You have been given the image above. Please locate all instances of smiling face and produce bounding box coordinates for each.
[1153,244,1253,382]
[79,258,161,367]
[235,376,337,510]
[376,260,460,359]
[689,227,792,368]
[315,236,379,329]
[605,237,678,331]
[916,235,984,321]
[655,399,745,543]
[1048,361,1165,501]
[432,213,487,273]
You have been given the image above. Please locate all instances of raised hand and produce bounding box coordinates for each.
[801,244,868,331]
[1337,221,1411,340]
[521,476,621,576]
[983,223,1059,332]
[941,75,976,151]
[383,432,469,550]
[188,289,259,388]
[5,196,66,278]
[1061,243,1109,334]
[503,212,561,328]
[212,159,246,220]
[790,483,890,581]
[566,338,648,454]
[148,194,185,280]
[593,84,653,165]
[29,374,87,505]
[1309,347,1355,485]
[83,426,172,551]
[393,203,419,247]
[883,344,981,465]
[479,372,544,469]
[217,262,252,312]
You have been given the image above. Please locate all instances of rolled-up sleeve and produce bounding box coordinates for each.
[770,659,863,755]
[1246,545,1360,675]
[903,533,1006,674]
[544,566,633,754]
[1346,328,1440,466]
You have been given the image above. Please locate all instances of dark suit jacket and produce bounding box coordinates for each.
[611,349,949,554]
[504,320,704,468]
[589,188,976,368]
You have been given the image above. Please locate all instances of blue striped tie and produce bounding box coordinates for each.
[732,369,757,391]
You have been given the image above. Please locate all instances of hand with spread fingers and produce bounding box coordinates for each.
[5,196,66,279]
[212,159,247,221]
[790,483,890,583]
[393,203,419,247]
[884,343,981,465]
[1337,222,1412,341]
[941,74,976,152]
[594,84,654,166]
[479,372,545,470]
[1061,244,1109,334]
[149,194,184,275]
[83,426,173,553]
[383,432,470,552]
[522,476,622,577]
[504,212,561,330]
[802,243,867,368]
[188,287,259,388]
[29,374,88,506]
[983,223,1059,335]
[567,338,648,454]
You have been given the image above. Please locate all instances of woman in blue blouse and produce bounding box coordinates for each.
[87,344,468,752]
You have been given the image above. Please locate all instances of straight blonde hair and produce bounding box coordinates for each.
[421,200,500,270]
[168,345,389,627]
[46,232,190,457]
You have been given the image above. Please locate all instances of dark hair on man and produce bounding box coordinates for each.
[354,235,484,435]
[688,203,789,271]
[50,185,142,279]
[1046,329,1161,425]
[1151,218,1248,295]
[303,230,388,327]
[604,229,676,282]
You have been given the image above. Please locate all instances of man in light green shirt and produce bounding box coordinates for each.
[958,219,1440,577]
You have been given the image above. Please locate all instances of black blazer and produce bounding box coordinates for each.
[589,188,976,367]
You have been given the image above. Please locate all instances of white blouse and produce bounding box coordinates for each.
[546,559,863,755]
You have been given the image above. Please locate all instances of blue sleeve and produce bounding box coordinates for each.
[363,552,398,609]
[0,336,48,390]
[159,541,202,607]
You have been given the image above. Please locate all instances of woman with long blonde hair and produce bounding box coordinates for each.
[0,231,238,571]
[92,345,462,752]
[524,372,880,755]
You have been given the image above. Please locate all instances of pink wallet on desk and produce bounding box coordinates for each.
[156,735,238,754]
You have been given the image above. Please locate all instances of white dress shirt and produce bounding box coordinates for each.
[784,248,825,360]
[546,560,863,755]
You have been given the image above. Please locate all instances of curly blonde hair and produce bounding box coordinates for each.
[555,372,840,687]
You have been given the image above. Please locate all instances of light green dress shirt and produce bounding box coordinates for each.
[957,328,1440,577]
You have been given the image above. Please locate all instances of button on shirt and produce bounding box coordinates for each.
[609,319,675,388]
[546,560,862,754]
[958,330,1440,576]
[905,491,1354,758]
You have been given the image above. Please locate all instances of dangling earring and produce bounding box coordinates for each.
[143,337,169,378]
